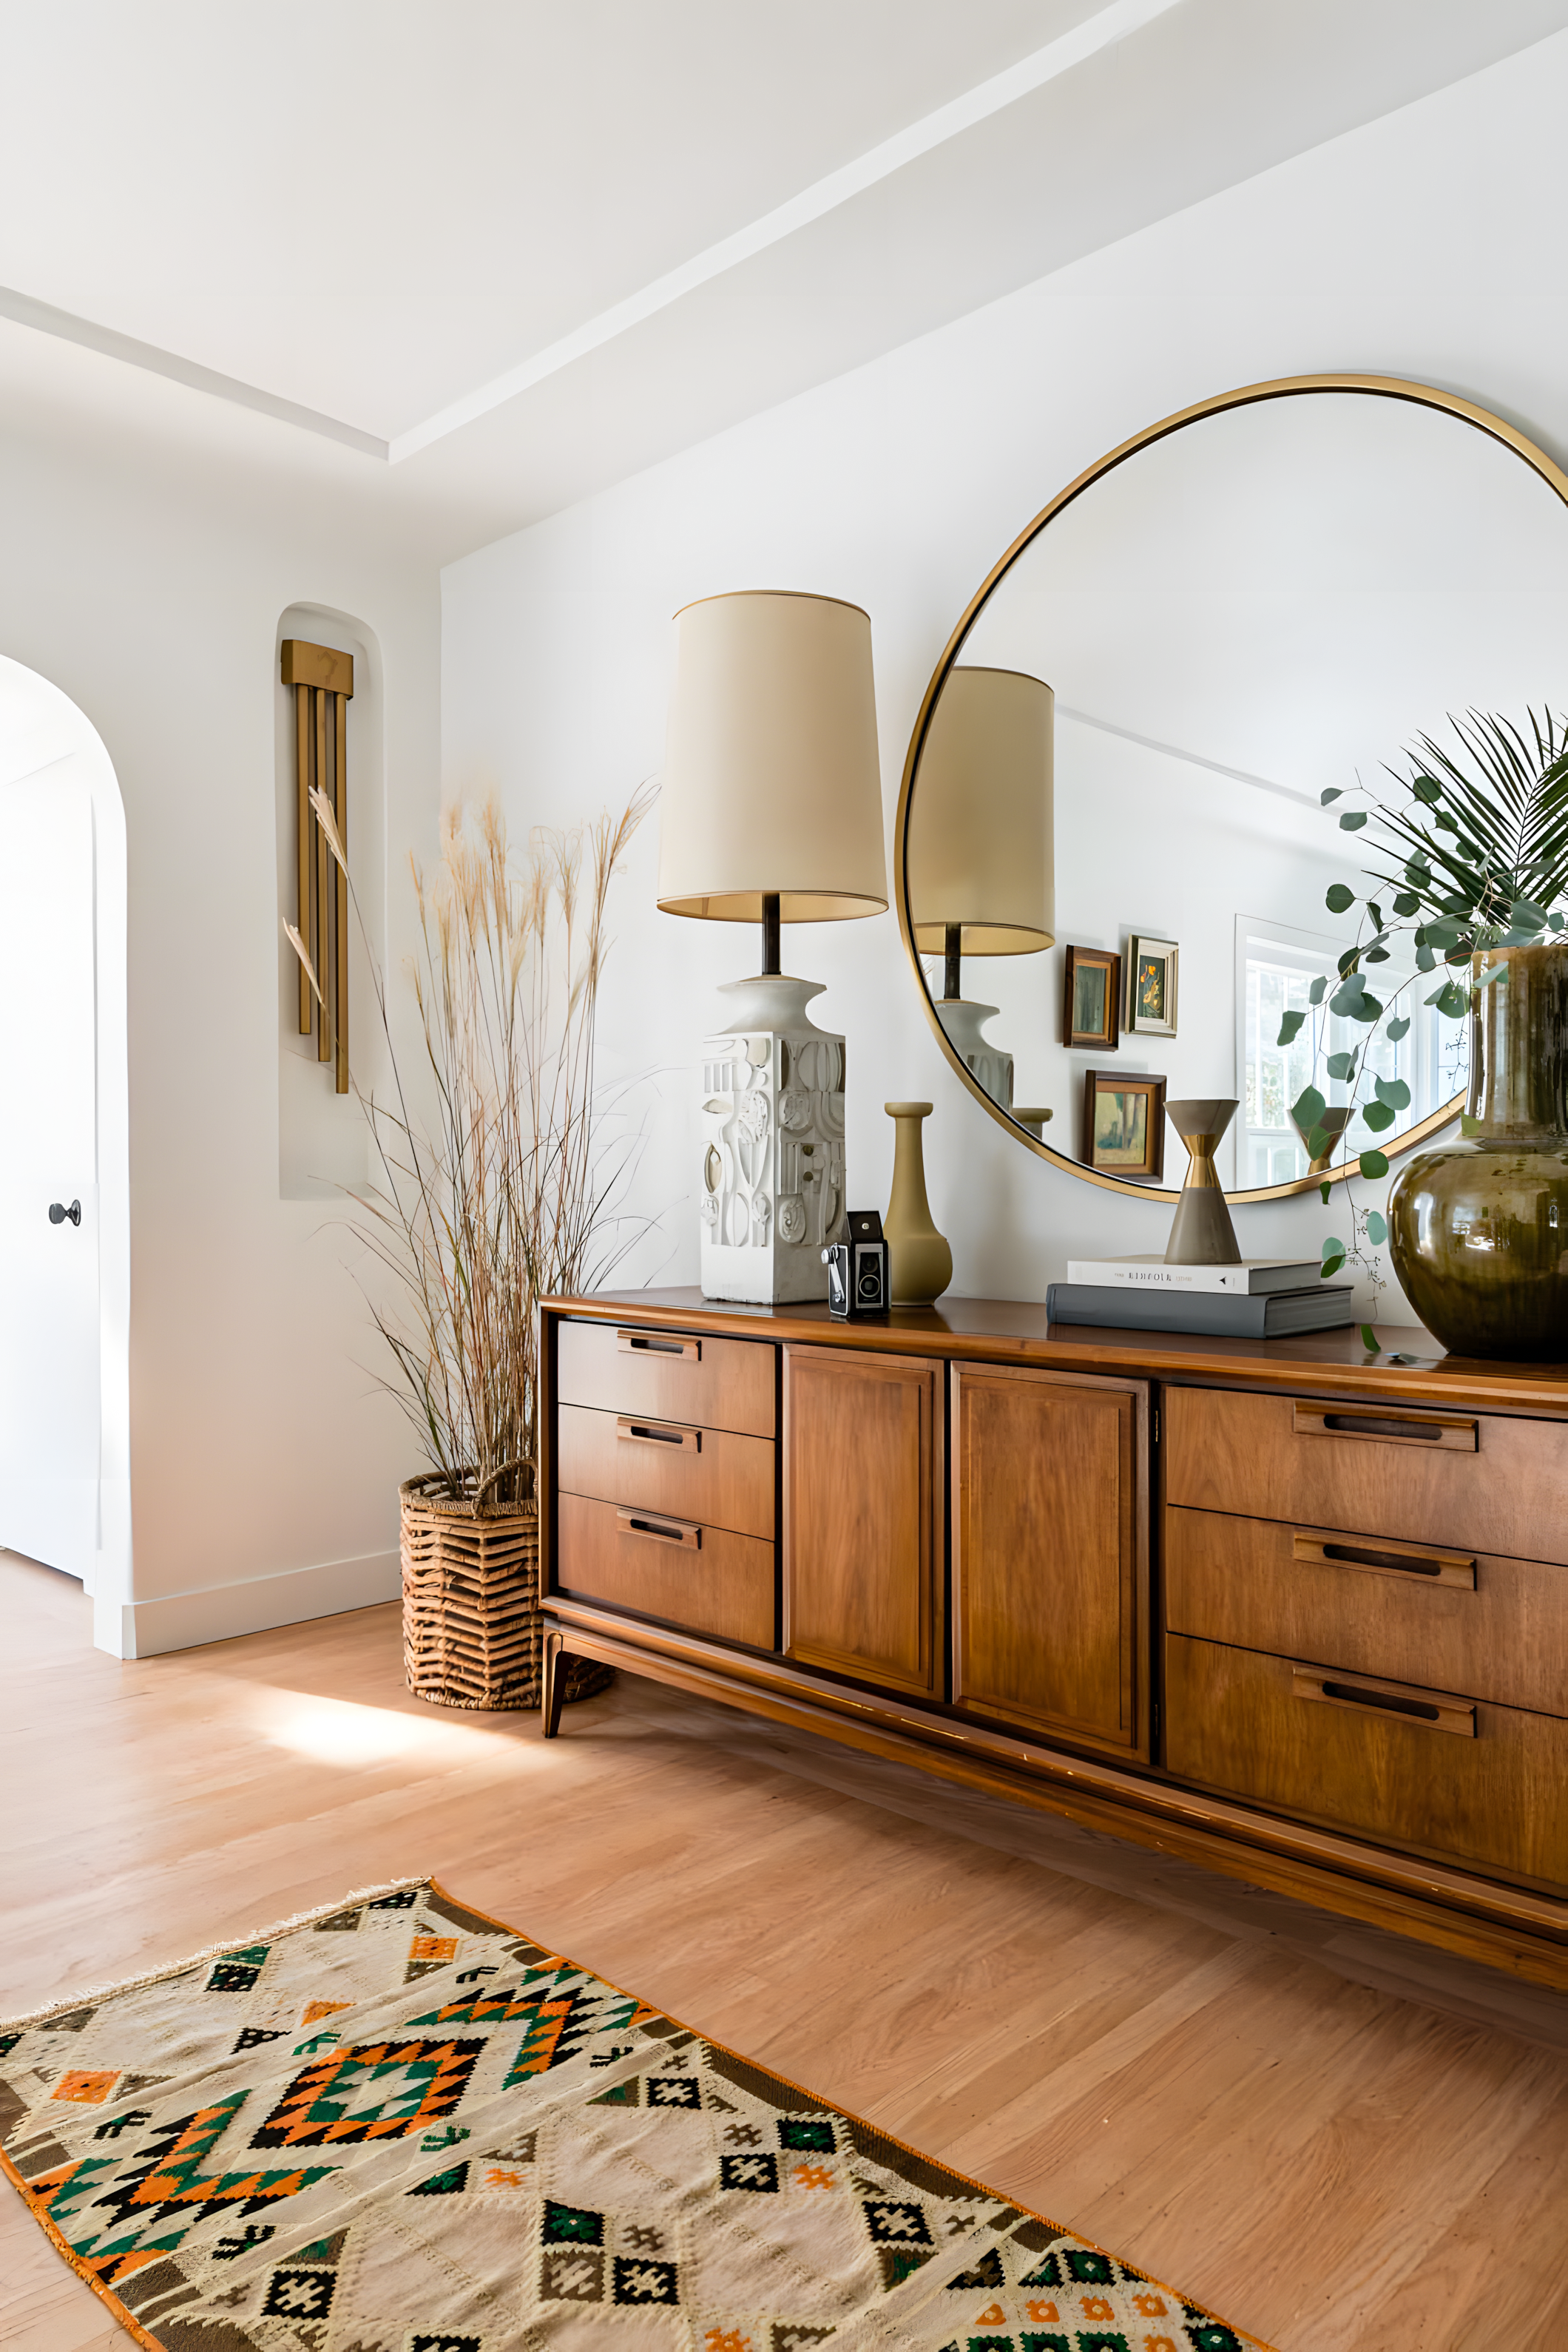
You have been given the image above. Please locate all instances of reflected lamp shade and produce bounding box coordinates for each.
[908,666,1055,955]
[658,590,888,922]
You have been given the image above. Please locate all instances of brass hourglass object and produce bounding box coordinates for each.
[1163,1098,1241,1264]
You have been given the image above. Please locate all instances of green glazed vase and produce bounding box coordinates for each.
[1387,943,1568,1359]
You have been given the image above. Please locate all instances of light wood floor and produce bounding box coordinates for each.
[4,1550,1567,2352]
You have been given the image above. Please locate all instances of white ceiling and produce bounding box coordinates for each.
[3,0,1567,557]
[0,0,1109,440]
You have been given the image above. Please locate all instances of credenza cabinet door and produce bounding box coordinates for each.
[952,1362,1149,1758]
[783,1345,942,1697]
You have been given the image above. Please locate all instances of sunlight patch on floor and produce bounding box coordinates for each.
[253,1691,527,1767]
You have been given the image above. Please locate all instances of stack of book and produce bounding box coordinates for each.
[1048,1256,1356,1337]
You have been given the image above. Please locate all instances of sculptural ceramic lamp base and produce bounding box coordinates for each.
[699,975,845,1305]
[933,998,1013,1111]
[1164,1098,1241,1265]
[882,1101,952,1304]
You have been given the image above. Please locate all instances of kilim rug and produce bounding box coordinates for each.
[1,1877,1273,2352]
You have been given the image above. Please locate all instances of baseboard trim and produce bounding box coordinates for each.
[124,1548,400,1657]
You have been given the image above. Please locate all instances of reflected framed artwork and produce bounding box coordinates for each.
[1126,936,1179,1038]
[1083,1068,1166,1180]
[1063,944,1121,1050]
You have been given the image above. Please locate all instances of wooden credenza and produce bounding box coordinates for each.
[539,1290,1568,1987]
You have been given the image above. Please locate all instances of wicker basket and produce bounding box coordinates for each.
[399,1474,612,1711]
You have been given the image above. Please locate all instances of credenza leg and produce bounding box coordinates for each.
[541,1629,568,1739]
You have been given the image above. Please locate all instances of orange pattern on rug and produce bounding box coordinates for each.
[0,1878,1274,2351]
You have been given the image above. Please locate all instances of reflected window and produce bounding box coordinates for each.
[1237,916,1467,1187]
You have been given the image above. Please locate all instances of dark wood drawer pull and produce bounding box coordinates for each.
[615,1507,701,1550]
[1322,1679,1440,1721]
[1292,1401,1478,1453]
[618,1330,700,1362]
[615,1416,700,1452]
[1291,1663,1475,1737]
[1292,1530,1478,1592]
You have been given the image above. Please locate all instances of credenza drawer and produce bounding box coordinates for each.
[557,1404,774,1540]
[1166,1385,1568,1566]
[1166,1632,1568,1890]
[557,1319,775,1439]
[1166,1506,1568,1717]
[555,1491,775,1649]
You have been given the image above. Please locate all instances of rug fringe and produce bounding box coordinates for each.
[0,1875,432,2030]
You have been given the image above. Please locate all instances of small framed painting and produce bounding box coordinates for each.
[1082,1069,1166,1180]
[1126,935,1179,1036]
[1062,945,1121,1050]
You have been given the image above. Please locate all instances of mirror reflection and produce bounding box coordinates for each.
[903,385,1568,1194]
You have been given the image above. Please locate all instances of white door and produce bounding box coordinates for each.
[0,765,100,1581]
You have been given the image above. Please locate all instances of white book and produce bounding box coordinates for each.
[1065,1255,1325,1296]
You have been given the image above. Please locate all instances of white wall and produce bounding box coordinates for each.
[442,33,1568,1324]
[0,393,441,1655]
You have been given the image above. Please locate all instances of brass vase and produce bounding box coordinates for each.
[1388,943,1568,1359]
[883,1101,953,1304]
[1163,1098,1241,1264]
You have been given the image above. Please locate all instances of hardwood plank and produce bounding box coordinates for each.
[5,1550,1568,2351]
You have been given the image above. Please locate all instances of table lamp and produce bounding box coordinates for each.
[907,666,1055,1113]
[659,589,888,1303]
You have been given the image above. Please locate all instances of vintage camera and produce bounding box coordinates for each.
[823,1210,891,1318]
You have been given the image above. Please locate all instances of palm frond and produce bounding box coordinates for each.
[1385,709,1568,916]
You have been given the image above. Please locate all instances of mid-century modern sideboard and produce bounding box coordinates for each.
[538,1290,1568,1988]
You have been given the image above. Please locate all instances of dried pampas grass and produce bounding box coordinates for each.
[294,785,655,1508]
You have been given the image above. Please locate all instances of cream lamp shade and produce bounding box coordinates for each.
[908,666,1055,954]
[658,589,888,923]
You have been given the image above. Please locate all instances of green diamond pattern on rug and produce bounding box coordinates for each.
[0,1877,1274,2349]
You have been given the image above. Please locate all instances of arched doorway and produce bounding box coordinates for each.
[0,657,129,1650]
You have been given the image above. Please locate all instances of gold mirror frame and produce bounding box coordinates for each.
[895,373,1568,1203]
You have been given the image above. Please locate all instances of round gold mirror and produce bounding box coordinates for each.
[896,375,1568,1201]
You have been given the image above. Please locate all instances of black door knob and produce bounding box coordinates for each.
[48,1200,81,1227]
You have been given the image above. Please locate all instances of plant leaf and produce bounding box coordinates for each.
[1325,884,1356,914]
[1308,974,1328,1005]
[1362,1100,1395,1131]
[1339,811,1368,831]
[1360,1322,1379,1351]
[1319,1179,1332,1203]
[1320,787,1344,804]
[1366,1210,1388,1245]
[1359,1148,1390,1178]
[1385,1015,1410,1041]
[1393,891,1421,916]
[1292,1086,1326,1131]
[1375,1075,1411,1109]
[1320,1251,1346,1279]
[1325,1050,1357,1080]
[1276,1009,1306,1046]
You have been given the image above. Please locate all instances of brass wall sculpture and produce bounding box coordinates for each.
[281,638,352,1092]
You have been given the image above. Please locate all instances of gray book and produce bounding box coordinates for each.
[1045,1281,1357,1338]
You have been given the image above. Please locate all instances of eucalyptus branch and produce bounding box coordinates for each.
[1270,709,1568,1349]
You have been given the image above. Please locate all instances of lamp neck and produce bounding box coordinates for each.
[943,924,962,1002]
[761,891,781,978]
